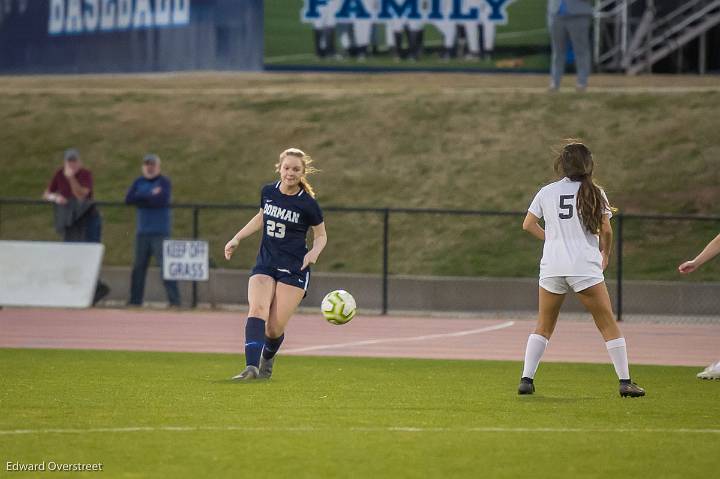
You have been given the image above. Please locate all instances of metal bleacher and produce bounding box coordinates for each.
[594,0,720,74]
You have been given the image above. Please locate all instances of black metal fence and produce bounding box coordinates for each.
[1,198,719,320]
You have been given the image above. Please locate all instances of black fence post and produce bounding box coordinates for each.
[616,213,624,322]
[382,208,389,315]
[192,206,199,309]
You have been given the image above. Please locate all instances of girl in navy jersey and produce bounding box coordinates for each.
[518,141,645,397]
[224,148,327,380]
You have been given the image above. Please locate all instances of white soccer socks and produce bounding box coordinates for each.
[522,334,549,379]
[605,337,631,381]
[522,335,631,381]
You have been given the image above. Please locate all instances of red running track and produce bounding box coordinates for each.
[0,308,717,366]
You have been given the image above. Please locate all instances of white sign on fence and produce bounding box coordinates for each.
[163,240,209,281]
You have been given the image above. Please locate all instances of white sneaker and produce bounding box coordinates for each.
[697,361,720,380]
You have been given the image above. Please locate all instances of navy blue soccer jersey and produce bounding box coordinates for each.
[256,182,324,274]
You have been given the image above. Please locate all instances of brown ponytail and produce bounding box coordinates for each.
[576,176,608,234]
[555,141,613,234]
[276,148,319,198]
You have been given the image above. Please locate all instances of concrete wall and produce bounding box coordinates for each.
[100,266,720,317]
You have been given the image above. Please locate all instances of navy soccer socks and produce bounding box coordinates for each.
[244,317,266,367]
[262,334,285,360]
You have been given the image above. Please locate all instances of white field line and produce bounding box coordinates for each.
[1,425,718,436]
[282,321,515,354]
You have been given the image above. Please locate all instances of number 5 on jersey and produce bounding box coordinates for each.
[559,195,574,219]
[266,220,286,238]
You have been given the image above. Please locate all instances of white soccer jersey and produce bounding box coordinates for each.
[528,177,612,279]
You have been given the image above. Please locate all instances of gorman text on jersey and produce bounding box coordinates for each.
[264,203,300,224]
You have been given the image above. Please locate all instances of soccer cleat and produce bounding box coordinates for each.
[619,380,645,398]
[231,365,259,381]
[258,355,275,379]
[697,361,720,380]
[517,377,535,395]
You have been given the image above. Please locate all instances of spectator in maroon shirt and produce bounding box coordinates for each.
[42,148,110,303]
[43,148,98,240]
[44,149,92,203]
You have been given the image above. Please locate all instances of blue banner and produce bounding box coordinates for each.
[0,0,263,73]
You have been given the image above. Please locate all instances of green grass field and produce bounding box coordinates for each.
[264,0,550,69]
[1,348,718,478]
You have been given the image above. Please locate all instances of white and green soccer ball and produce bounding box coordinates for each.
[321,290,357,325]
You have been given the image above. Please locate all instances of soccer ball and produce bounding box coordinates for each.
[321,290,357,325]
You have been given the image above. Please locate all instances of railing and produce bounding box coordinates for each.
[594,0,645,70]
[1,198,719,320]
[594,0,720,74]
[611,0,720,74]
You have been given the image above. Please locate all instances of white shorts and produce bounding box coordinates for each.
[539,276,604,294]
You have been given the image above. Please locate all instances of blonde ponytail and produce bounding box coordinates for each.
[299,176,316,198]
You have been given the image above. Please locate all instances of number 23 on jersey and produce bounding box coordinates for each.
[266,220,286,238]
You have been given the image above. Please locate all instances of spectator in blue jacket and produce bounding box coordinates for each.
[125,154,181,307]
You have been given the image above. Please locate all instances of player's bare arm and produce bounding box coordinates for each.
[599,214,613,270]
[302,222,327,270]
[224,209,264,260]
[678,233,720,274]
[522,212,545,241]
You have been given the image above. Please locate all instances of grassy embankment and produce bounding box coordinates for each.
[0,74,718,281]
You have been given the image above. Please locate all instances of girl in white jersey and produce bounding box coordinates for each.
[519,142,645,398]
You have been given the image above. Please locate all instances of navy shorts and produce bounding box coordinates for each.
[250,264,311,297]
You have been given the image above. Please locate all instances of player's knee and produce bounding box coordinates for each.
[248,304,270,318]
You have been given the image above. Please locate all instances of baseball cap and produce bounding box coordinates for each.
[143,153,160,165]
[64,148,80,161]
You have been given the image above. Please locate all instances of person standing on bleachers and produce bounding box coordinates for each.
[125,154,180,307]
